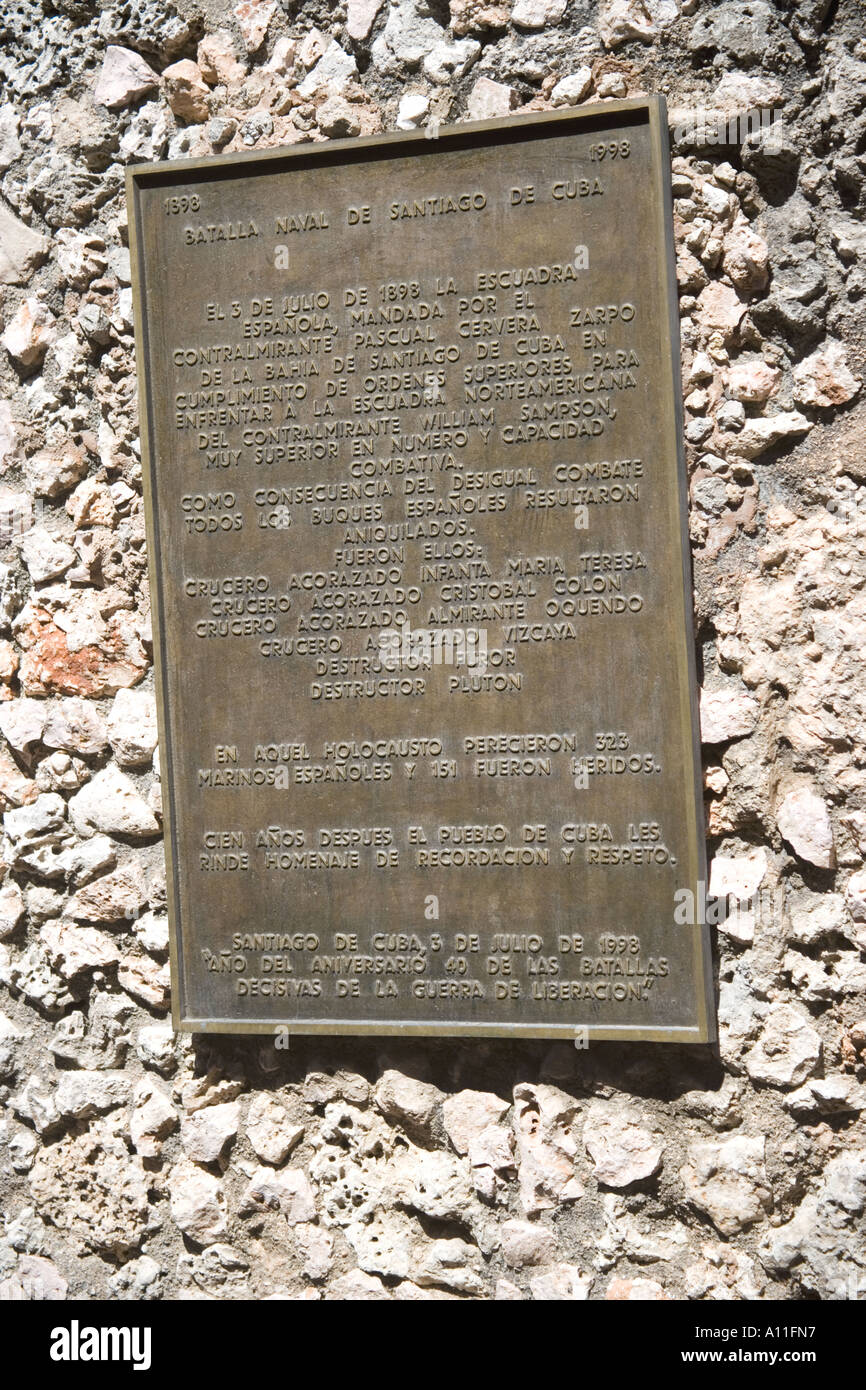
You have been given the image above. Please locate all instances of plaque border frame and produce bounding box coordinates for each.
[127,96,717,1043]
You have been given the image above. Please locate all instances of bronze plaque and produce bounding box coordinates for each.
[128,97,715,1040]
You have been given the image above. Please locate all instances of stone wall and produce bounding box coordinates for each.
[0,0,865,1302]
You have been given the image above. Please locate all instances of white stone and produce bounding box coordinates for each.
[0,200,48,287]
[512,0,567,28]
[0,880,24,938]
[603,0,678,46]
[55,1070,131,1120]
[29,887,66,926]
[0,698,46,752]
[468,1123,515,1173]
[168,1160,228,1245]
[297,43,358,99]
[501,1218,557,1268]
[776,784,834,868]
[198,31,247,85]
[736,411,813,460]
[701,179,732,219]
[413,1238,486,1295]
[450,0,511,33]
[596,71,627,98]
[551,67,593,105]
[687,352,713,386]
[387,1145,477,1225]
[42,699,108,757]
[108,1255,162,1300]
[295,1222,333,1281]
[495,1277,525,1300]
[25,443,87,499]
[134,911,169,955]
[246,1093,303,1165]
[681,1136,771,1236]
[442,1089,510,1154]
[596,1192,690,1264]
[696,281,746,339]
[785,1076,864,1117]
[69,767,159,840]
[513,1083,583,1214]
[70,460,113,524]
[713,72,783,115]
[723,217,769,292]
[119,101,171,162]
[0,401,18,470]
[66,863,147,924]
[372,1,443,73]
[297,29,329,68]
[529,1263,593,1299]
[583,1105,664,1187]
[347,0,387,41]
[183,1073,246,1113]
[41,920,120,977]
[181,1101,240,1163]
[94,46,160,110]
[244,1166,316,1224]
[107,688,158,767]
[467,77,516,121]
[684,1241,766,1301]
[345,1209,417,1279]
[0,1254,68,1301]
[117,953,170,1010]
[785,948,841,1006]
[54,230,107,291]
[0,106,21,172]
[793,340,860,409]
[2,298,56,368]
[162,60,210,123]
[787,891,848,946]
[709,846,768,903]
[136,1024,176,1074]
[606,1276,669,1300]
[17,528,76,584]
[396,92,430,130]
[325,1270,390,1300]
[744,1003,822,1088]
[726,360,779,403]
[374,1069,442,1137]
[233,0,276,52]
[129,1078,177,1157]
[11,1072,59,1133]
[762,1152,866,1298]
[423,37,480,83]
[0,488,30,541]
[846,870,866,924]
[4,792,66,849]
[38,748,88,794]
[700,686,759,743]
[316,97,362,139]
[599,0,660,47]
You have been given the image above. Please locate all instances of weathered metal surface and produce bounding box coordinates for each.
[128,97,715,1039]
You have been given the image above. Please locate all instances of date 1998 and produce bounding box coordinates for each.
[589,141,630,160]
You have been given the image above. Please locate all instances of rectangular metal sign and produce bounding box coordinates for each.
[128,97,715,1039]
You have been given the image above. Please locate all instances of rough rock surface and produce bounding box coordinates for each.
[0,0,863,1304]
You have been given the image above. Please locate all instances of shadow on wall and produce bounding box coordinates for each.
[188,1032,725,1108]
